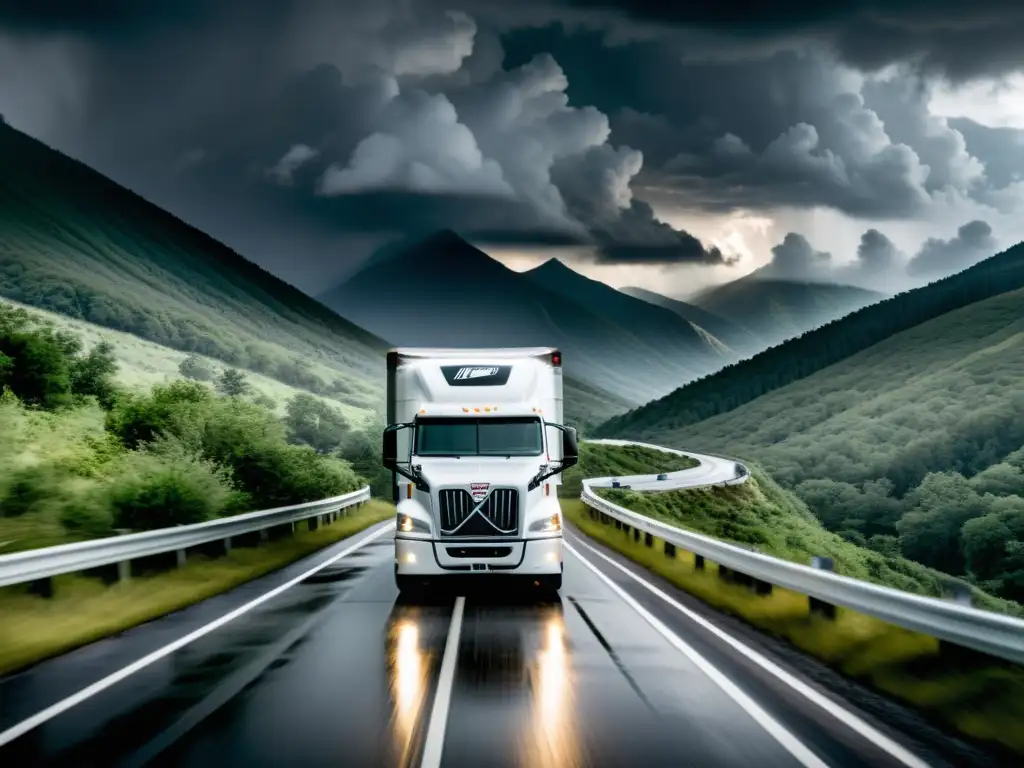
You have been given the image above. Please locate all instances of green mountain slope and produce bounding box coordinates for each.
[689,273,884,348]
[597,242,1024,439]
[626,286,1024,494]
[598,267,1024,601]
[318,231,728,406]
[620,285,762,355]
[0,122,388,412]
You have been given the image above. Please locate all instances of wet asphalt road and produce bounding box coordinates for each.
[0,522,1006,768]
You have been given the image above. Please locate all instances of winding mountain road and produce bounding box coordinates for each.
[0,444,1000,768]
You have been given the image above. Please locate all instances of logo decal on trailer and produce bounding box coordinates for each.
[470,482,490,501]
[453,366,499,381]
[440,364,513,386]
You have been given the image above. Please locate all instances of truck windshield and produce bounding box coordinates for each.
[415,417,543,457]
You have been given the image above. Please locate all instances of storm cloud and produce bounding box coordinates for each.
[907,220,998,278]
[554,0,1024,81]
[763,219,996,291]
[0,0,1021,291]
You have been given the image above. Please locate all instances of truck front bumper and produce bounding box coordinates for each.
[394,536,562,576]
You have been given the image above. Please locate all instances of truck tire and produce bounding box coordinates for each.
[395,572,423,593]
[536,573,562,592]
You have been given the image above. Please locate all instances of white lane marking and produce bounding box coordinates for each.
[563,541,828,768]
[566,534,931,768]
[0,521,395,748]
[419,595,466,768]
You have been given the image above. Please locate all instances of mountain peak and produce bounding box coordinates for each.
[529,257,583,280]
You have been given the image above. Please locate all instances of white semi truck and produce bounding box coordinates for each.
[382,347,579,592]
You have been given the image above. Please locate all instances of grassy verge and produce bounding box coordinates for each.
[566,497,1024,757]
[0,499,393,676]
[594,465,1022,615]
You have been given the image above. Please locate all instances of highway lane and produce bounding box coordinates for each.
[2,521,992,767]
[583,438,744,491]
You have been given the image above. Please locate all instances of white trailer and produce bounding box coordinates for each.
[382,347,579,592]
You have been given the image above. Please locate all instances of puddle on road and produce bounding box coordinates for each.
[300,565,368,584]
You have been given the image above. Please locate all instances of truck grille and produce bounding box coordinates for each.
[438,488,519,537]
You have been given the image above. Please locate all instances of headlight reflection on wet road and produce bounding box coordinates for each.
[389,617,429,767]
[525,611,581,768]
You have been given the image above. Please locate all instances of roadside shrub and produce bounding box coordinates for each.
[223,441,358,509]
[105,379,213,449]
[337,427,390,498]
[105,449,239,530]
[284,393,350,453]
[0,464,62,517]
[59,489,116,537]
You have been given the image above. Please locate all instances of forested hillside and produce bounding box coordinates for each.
[597,241,1024,438]
[0,122,387,414]
[603,284,1024,601]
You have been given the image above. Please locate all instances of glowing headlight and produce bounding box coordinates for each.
[529,513,562,533]
[397,513,431,535]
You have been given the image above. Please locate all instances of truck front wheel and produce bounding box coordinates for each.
[395,570,424,593]
[535,573,562,592]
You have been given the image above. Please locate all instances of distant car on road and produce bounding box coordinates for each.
[611,478,621,488]
[656,473,668,481]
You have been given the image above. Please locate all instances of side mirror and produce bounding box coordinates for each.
[560,426,579,467]
[382,426,399,470]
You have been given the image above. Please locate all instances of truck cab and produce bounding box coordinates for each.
[382,347,579,592]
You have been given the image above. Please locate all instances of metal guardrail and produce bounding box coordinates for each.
[0,486,371,589]
[580,471,1024,666]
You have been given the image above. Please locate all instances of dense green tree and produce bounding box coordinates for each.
[897,472,988,574]
[216,368,251,397]
[284,393,350,454]
[0,329,73,408]
[70,340,118,407]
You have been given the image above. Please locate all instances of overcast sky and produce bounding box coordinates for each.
[2,1,1023,298]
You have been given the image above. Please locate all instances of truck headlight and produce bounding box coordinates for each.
[529,513,562,533]
[397,513,431,535]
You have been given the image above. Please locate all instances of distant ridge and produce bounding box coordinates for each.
[595,240,1024,438]
[318,233,731,408]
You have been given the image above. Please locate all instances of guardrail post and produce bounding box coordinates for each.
[308,516,319,531]
[644,532,653,548]
[259,529,269,542]
[29,577,54,598]
[694,554,705,571]
[809,556,836,618]
[117,560,131,583]
[664,541,676,559]
[633,528,640,543]
[176,549,187,567]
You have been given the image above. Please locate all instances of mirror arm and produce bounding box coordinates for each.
[383,422,430,492]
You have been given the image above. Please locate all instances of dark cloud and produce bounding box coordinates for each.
[857,229,904,271]
[907,220,998,278]
[761,233,833,280]
[759,220,996,291]
[1,0,1021,293]
[836,229,910,291]
[556,0,1024,81]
